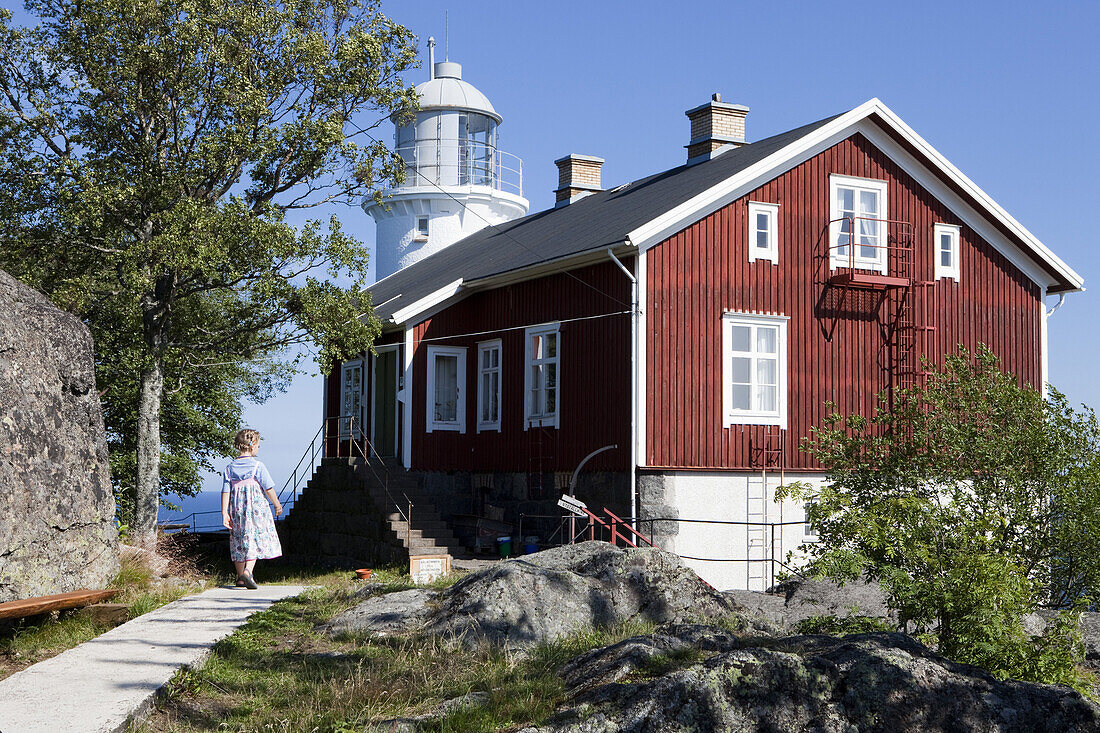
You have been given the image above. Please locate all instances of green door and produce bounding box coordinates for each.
[373,349,398,457]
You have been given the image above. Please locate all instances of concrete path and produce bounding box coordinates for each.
[0,584,306,733]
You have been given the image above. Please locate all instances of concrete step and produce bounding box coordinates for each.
[389,519,450,532]
[392,527,459,544]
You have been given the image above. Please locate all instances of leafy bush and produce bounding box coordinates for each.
[779,346,1100,691]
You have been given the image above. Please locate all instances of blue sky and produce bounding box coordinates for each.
[9,1,1100,494]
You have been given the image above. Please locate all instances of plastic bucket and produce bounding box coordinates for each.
[496,536,512,558]
[524,536,539,554]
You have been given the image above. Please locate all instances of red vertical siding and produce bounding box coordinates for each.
[408,260,632,472]
[646,133,1043,470]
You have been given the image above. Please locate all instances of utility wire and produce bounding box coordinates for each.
[413,309,631,345]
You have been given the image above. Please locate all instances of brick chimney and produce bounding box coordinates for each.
[685,93,748,163]
[554,154,604,206]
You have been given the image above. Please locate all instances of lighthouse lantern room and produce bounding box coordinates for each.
[367,38,529,280]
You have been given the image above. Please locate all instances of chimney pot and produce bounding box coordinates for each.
[554,154,604,206]
[685,95,749,163]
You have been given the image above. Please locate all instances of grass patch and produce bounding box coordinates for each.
[0,544,207,680]
[141,591,671,733]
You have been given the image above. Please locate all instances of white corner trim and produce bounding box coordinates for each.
[627,98,1083,293]
[636,249,648,466]
[746,201,779,264]
[402,327,414,470]
[390,278,464,325]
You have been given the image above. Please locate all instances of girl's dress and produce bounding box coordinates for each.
[223,457,283,562]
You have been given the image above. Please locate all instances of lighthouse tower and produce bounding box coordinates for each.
[367,39,529,280]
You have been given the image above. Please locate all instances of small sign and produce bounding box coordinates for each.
[410,554,451,585]
[557,494,588,517]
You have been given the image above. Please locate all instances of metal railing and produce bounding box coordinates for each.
[395,141,523,196]
[826,216,915,274]
[162,415,412,535]
[313,415,412,533]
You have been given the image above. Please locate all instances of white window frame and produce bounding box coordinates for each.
[934,223,961,281]
[829,174,888,274]
[476,339,502,432]
[747,201,779,264]
[803,498,819,542]
[415,215,429,242]
[721,312,789,428]
[524,323,560,430]
[425,345,466,433]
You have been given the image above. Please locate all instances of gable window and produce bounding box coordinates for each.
[747,201,779,264]
[415,216,430,241]
[525,324,559,429]
[426,346,466,432]
[722,313,788,427]
[477,340,502,432]
[934,223,960,281]
[829,174,888,273]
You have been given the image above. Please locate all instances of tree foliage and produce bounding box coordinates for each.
[778,346,1100,690]
[0,0,419,545]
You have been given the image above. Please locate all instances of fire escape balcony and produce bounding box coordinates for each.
[826,216,916,289]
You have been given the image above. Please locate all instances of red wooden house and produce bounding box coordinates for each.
[324,97,1083,589]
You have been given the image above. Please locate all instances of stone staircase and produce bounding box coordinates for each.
[280,456,462,568]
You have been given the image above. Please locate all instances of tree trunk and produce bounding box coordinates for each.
[133,359,164,551]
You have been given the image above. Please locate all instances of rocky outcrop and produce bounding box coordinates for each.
[537,627,1100,733]
[725,576,891,632]
[0,268,118,601]
[323,542,772,649]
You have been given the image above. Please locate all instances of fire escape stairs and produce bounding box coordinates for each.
[825,219,936,397]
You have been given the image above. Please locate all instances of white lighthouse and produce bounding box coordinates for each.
[367,39,529,280]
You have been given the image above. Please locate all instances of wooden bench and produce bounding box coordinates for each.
[0,589,120,620]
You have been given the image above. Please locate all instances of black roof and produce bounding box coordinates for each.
[369,112,843,322]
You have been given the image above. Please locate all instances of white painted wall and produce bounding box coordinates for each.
[370,188,528,280]
[658,471,827,591]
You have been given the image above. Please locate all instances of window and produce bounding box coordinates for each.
[415,216,429,241]
[477,340,502,432]
[525,324,559,429]
[722,313,788,427]
[340,359,363,438]
[426,346,466,432]
[829,174,888,273]
[747,201,779,264]
[803,498,819,542]
[934,223,960,281]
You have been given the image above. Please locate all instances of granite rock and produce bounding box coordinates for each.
[540,629,1100,732]
[0,268,118,601]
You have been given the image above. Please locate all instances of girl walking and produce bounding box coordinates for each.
[221,428,283,589]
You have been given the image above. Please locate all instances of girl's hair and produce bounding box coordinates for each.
[234,428,261,453]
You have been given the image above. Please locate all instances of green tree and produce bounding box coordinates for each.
[778,346,1100,690]
[0,0,418,547]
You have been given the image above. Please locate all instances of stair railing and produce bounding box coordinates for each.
[275,422,327,514]
[324,415,413,527]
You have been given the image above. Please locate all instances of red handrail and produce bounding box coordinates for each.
[604,508,656,548]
